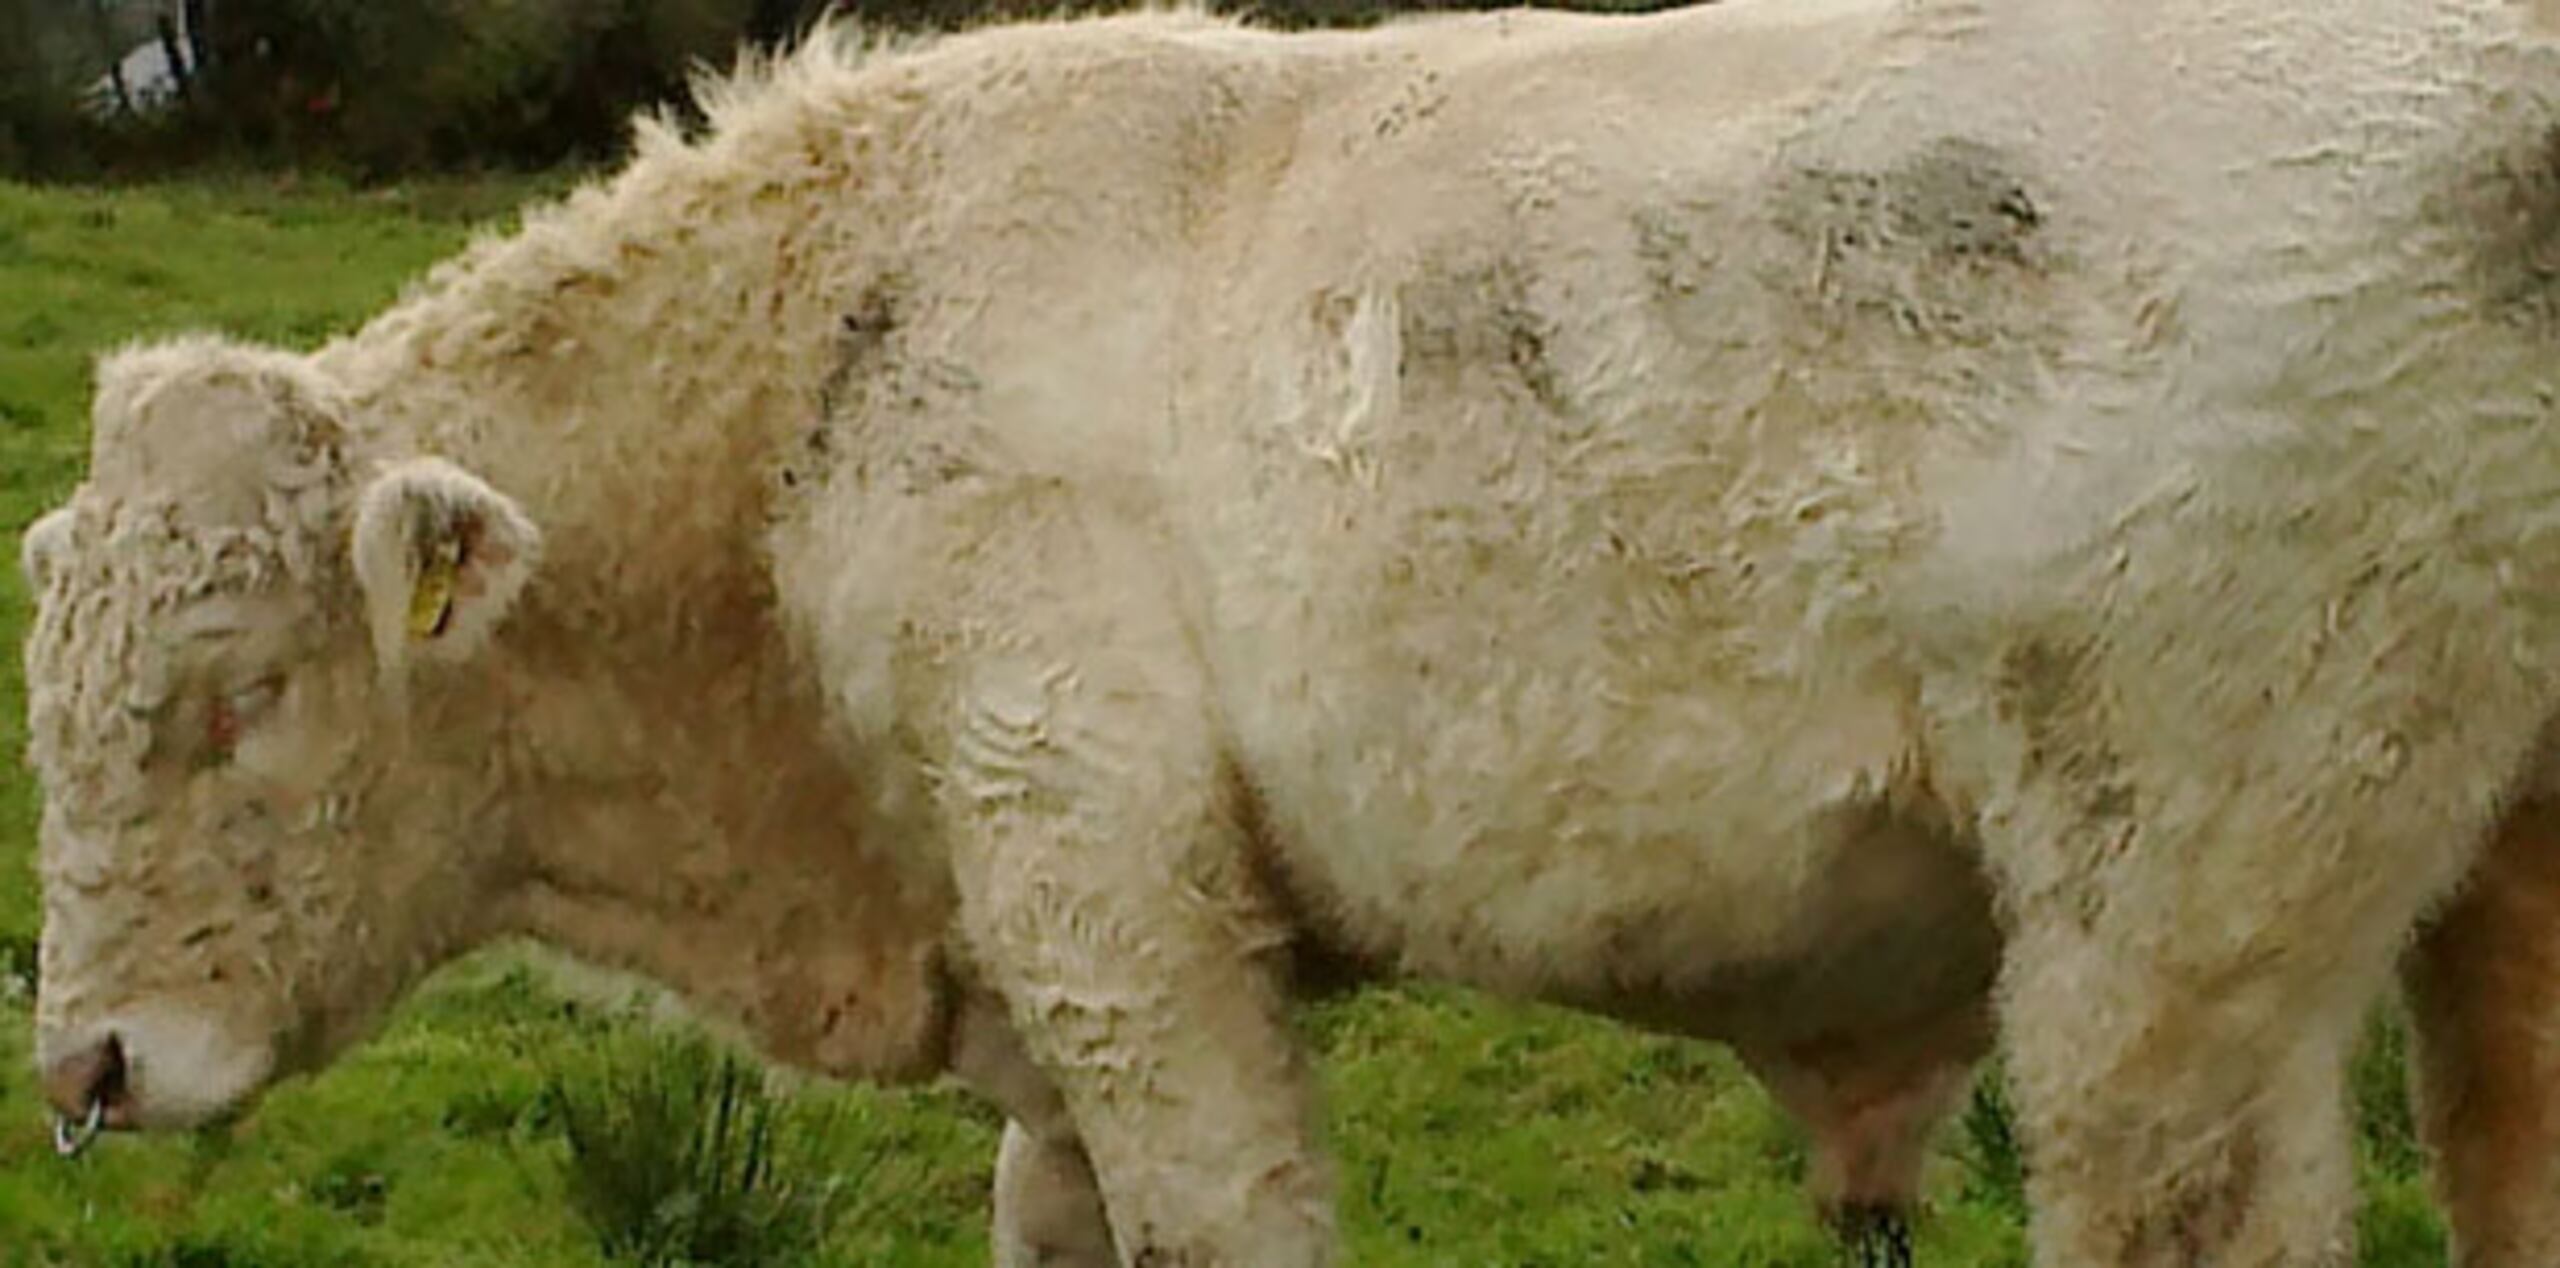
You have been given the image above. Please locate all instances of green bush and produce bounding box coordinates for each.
[546,1029,859,1267]
[1951,1061,2028,1219]
[196,0,761,175]
[0,0,91,177]
[2351,1006,2426,1177]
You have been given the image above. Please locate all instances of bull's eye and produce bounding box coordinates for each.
[207,677,284,753]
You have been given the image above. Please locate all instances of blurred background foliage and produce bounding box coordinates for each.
[0,0,1685,181]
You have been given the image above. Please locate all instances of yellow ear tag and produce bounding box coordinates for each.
[407,539,462,641]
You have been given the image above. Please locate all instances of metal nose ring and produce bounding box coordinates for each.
[52,1097,104,1159]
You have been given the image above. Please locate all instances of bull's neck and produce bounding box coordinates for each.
[438,586,957,1082]
[309,134,875,633]
[308,151,953,1079]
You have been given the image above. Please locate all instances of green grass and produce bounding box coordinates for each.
[0,174,2451,1265]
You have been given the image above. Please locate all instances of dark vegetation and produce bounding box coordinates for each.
[0,0,1686,181]
[546,1031,860,1267]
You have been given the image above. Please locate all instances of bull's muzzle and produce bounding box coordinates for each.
[39,1032,127,1157]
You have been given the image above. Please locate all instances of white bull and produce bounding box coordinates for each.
[23,1,2560,1263]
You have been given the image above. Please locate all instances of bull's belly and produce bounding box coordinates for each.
[1264,767,2003,1045]
[1232,655,2000,1041]
[1563,836,2004,1051]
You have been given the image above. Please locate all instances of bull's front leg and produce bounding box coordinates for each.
[936,660,1334,1266]
[992,1122,1119,1268]
[949,785,1333,1264]
[2401,796,2560,1268]
[948,993,1122,1266]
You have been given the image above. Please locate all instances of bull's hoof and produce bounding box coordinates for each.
[1827,1202,1914,1268]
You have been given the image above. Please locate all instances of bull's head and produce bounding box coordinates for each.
[18,335,540,1141]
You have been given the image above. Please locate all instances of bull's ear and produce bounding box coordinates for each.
[19,507,74,592]
[349,458,541,671]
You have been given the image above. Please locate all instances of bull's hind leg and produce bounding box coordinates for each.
[1955,617,2527,1265]
[1976,758,2490,1262]
[2402,796,2560,1268]
[1982,776,2497,1268]
[1994,899,2381,1266]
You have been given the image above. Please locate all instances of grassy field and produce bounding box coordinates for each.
[0,175,2454,1266]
